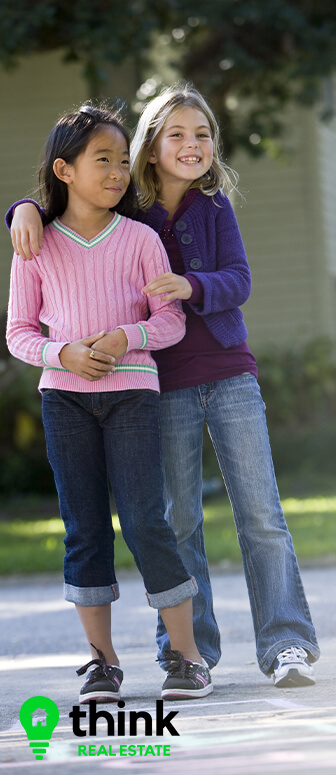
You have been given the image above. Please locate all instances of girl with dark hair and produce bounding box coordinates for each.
[39,104,137,223]
[6,103,213,703]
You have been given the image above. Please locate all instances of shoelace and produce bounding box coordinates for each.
[276,647,307,666]
[76,642,109,677]
[162,649,196,678]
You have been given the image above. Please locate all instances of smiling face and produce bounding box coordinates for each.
[148,107,214,193]
[59,125,131,215]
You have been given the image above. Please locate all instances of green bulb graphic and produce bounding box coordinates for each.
[20,696,59,761]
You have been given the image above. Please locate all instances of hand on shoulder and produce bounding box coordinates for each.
[11,203,43,260]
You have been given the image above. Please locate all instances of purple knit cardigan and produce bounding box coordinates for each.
[136,191,251,348]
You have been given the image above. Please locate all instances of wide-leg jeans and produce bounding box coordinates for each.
[157,374,320,674]
[41,388,197,610]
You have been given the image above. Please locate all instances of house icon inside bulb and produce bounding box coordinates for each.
[31,708,48,726]
[20,696,59,760]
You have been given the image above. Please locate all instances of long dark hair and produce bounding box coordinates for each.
[39,103,137,223]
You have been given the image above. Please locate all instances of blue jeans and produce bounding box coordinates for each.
[41,389,197,609]
[157,374,320,674]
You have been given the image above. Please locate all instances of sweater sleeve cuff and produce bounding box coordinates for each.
[185,273,204,304]
[5,199,46,230]
[41,341,69,369]
[117,324,147,352]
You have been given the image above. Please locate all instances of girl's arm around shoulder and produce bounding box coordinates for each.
[117,229,186,352]
[187,191,251,316]
[5,199,45,261]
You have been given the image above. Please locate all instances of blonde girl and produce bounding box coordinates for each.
[131,83,319,688]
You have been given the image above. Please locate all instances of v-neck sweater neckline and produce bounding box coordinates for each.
[52,212,122,249]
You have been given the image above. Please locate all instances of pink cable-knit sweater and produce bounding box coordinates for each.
[6,213,186,393]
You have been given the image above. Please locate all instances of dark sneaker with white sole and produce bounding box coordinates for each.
[161,649,213,700]
[76,644,123,703]
[272,646,315,688]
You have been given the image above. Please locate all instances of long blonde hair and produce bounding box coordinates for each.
[131,83,238,210]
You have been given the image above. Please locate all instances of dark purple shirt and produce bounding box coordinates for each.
[153,190,257,392]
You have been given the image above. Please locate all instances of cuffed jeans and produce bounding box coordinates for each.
[42,389,197,609]
[157,374,320,674]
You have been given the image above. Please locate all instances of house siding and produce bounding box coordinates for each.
[231,107,331,355]
[0,51,88,314]
[316,98,336,343]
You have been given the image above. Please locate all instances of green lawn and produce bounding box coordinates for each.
[0,490,335,575]
[202,494,336,564]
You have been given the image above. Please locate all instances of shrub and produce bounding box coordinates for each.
[0,359,54,494]
[257,337,336,427]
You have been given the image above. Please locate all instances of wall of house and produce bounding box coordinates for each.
[316,105,336,343]
[0,51,88,317]
[231,106,331,356]
[0,53,139,321]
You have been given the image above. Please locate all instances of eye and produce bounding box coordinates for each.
[121,159,130,166]
[98,156,109,163]
[198,133,212,139]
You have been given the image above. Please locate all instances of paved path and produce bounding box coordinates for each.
[0,565,335,774]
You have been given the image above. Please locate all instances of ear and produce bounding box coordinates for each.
[148,149,157,164]
[53,158,73,183]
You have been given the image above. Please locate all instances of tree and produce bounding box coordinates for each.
[154,0,336,156]
[0,0,174,90]
[1,0,336,155]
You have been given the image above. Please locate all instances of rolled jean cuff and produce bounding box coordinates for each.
[64,582,120,606]
[146,576,198,610]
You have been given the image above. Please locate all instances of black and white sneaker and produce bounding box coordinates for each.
[161,649,213,700]
[272,646,315,688]
[76,644,123,703]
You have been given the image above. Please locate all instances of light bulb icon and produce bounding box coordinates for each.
[20,696,59,761]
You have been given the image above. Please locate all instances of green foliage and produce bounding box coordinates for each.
[0,1,336,155]
[257,337,336,427]
[170,0,336,156]
[203,338,336,488]
[0,360,54,494]
[0,0,173,80]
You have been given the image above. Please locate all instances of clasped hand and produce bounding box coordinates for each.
[59,330,128,382]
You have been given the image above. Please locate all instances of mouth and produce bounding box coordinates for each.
[178,156,201,164]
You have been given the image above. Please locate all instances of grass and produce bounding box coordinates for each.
[201,493,336,565]
[0,482,335,575]
[0,515,134,575]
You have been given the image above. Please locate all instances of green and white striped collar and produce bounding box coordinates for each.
[52,213,122,248]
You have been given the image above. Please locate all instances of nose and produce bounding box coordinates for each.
[109,164,122,180]
[185,135,198,147]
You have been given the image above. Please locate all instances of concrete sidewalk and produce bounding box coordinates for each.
[0,565,335,774]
